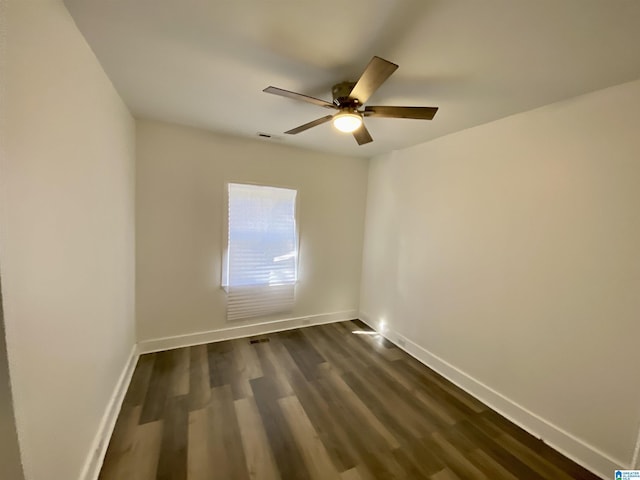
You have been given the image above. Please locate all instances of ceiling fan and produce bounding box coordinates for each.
[263,56,438,146]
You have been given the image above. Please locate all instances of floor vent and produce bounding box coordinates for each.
[249,338,270,344]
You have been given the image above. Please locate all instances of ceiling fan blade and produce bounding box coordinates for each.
[364,106,439,120]
[348,56,399,104]
[284,115,334,134]
[264,86,336,109]
[352,123,373,145]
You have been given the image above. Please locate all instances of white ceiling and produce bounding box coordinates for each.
[64,0,640,158]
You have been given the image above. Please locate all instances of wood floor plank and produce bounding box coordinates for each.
[325,323,451,423]
[391,439,445,478]
[233,338,264,380]
[124,355,155,407]
[227,339,260,399]
[312,372,400,457]
[187,407,215,480]
[231,373,254,400]
[323,323,381,366]
[279,395,341,480]
[128,421,165,479]
[280,330,325,381]
[156,396,188,480]
[402,357,487,414]
[301,328,365,377]
[456,419,546,480]
[337,321,403,361]
[389,358,477,422]
[441,426,518,480]
[319,367,400,450]
[99,406,142,479]
[389,447,432,479]
[357,450,409,479]
[345,321,396,352]
[478,409,601,480]
[140,350,174,424]
[380,357,460,427]
[467,449,520,480]
[494,432,576,480]
[341,367,428,440]
[263,335,304,379]
[208,340,252,399]
[367,363,448,433]
[188,345,211,411]
[101,420,163,480]
[341,370,417,441]
[283,366,360,472]
[207,341,234,388]
[339,468,363,480]
[235,396,281,480]
[430,468,462,480]
[429,431,489,480]
[253,343,295,398]
[306,325,370,372]
[250,376,311,480]
[253,341,279,377]
[169,348,191,397]
[209,385,251,480]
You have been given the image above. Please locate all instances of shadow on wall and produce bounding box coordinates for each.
[0,275,25,479]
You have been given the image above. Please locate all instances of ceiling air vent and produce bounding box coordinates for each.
[257,132,283,141]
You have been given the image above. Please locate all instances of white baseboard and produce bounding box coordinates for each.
[138,310,358,354]
[358,313,622,480]
[79,344,139,480]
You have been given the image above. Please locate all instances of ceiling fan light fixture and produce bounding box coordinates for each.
[333,112,362,133]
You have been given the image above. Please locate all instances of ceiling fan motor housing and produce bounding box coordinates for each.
[332,81,358,106]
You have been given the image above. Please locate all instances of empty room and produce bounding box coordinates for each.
[2,0,640,479]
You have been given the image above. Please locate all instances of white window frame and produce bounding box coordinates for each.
[221,181,300,321]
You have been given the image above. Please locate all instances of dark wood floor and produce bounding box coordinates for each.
[100,320,601,480]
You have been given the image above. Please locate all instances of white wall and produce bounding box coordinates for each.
[360,79,640,477]
[1,1,136,479]
[136,119,368,344]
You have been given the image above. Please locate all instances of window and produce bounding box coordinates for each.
[224,183,298,321]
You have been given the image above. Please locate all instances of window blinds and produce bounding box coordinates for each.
[225,183,298,321]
